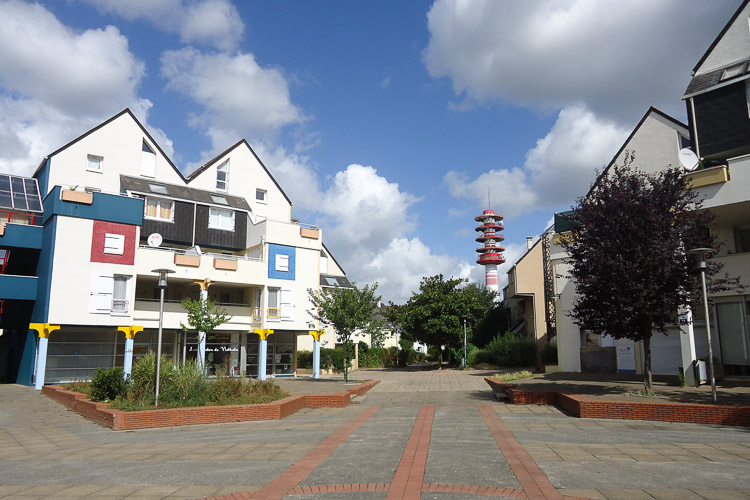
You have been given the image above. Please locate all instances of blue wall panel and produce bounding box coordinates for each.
[268,244,296,280]
[16,331,36,386]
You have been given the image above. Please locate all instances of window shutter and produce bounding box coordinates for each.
[104,233,125,255]
[89,274,114,313]
[280,288,295,320]
[275,254,289,272]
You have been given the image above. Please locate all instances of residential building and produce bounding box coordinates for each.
[0,109,348,385]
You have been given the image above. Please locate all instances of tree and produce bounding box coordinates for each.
[180,297,232,369]
[307,283,382,383]
[388,275,496,368]
[563,156,737,394]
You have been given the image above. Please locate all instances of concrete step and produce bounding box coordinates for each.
[350,394,367,404]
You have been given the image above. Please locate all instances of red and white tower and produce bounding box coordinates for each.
[475,210,505,293]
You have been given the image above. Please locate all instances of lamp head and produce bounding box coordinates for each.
[152,268,174,289]
[687,247,715,271]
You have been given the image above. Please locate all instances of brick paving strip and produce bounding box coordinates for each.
[202,406,380,500]
[479,404,568,500]
[386,405,434,500]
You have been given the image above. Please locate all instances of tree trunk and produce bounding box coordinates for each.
[438,348,443,370]
[642,334,653,395]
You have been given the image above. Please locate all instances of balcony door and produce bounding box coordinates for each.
[717,300,750,375]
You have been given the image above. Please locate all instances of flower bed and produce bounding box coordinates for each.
[43,379,379,430]
[485,377,750,427]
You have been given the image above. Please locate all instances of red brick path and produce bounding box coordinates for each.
[205,405,591,500]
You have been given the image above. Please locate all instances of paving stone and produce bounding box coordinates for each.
[644,488,705,500]
[598,489,656,499]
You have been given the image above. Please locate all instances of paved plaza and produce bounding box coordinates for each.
[1,368,750,499]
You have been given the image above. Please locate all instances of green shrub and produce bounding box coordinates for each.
[481,334,537,367]
[385,346,399,367]
[89,367,126,402]
[360,346,387,367]
[358,341,369,355]
[297,350,313,369]
[427,345,440,362]
[398,338,416,366]
[450,343,480,367]
[320,347,351,370]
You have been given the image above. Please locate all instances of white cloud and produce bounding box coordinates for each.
[444,104,627,218]
[161,48,305,150]
[79,0,243,51]
[0,0,164,175]
[424,0,736,122]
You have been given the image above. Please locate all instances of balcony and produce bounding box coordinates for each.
[712,252,750,297]
[0,274,38,300]
[137,245,266,285]
[132,299,261,330]
[683,165,729,189]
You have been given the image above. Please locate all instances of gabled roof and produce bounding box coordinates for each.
[34,109,186,182]
[120,175,251,212]
[586,107,688,196]
[692,0,750,75]
[185,139,293,206]
[322,242,347,276]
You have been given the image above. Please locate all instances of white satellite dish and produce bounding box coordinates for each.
[147,233,163,248]
[678,148,700,171]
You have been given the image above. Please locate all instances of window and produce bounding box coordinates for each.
[87,155,103,172]
[736,225,750,253]
[144,197,175,221]
[216,160,228,191]
[209,207,235,231]
[103,233,125,255]
[210,194,229,205]
[256,188,267,203]
[267,287,280,319]
[148,183,169,195]
[275,254,289,272]
[141,141,156,177]
[112,276,129,313]
[721,62,746,81]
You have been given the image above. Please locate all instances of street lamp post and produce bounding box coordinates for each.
[463,318,467,368]
[152,268,174,407]
[687,248,717,404]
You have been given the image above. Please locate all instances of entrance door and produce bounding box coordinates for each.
[717,300,750,375]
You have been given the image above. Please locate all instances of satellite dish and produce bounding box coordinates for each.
[147,233,163,248]
[679,148,700,171]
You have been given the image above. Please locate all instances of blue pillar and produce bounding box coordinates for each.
[313,340,321,380]
[254,329,274,381]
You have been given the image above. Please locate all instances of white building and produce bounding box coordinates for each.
[15,109,349,385]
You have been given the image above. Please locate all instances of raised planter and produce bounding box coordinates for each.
[61,189,94,204]
[42,379,379,431]
[174,254,200,267]
[485,377,750,427]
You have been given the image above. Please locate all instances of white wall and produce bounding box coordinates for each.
[46,112,184,196]
[694,3,750,76]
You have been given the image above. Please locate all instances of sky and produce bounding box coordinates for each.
[0,0,740,303]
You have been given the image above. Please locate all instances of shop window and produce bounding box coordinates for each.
[144,197,174,221]
[209,207,235,231]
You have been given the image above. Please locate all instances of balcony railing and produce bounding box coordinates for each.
[112,299,129,313]
[267,307,280,319]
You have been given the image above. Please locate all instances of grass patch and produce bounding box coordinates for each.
[63,380,91,395]
[491,370,533,382]
[623,389,666,399]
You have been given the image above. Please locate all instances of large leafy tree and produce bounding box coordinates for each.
[388,275,496,368]
[563,156,736,394]
[308,283,382,382]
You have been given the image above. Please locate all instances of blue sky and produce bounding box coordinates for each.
[0,0,740,302]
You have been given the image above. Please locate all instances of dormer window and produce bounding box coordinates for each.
[216,160,229,191]
[721,62,746,81]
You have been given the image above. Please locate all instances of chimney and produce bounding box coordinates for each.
[526,237,533,250]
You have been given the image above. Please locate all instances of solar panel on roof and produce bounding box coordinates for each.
[0,175,43,213]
